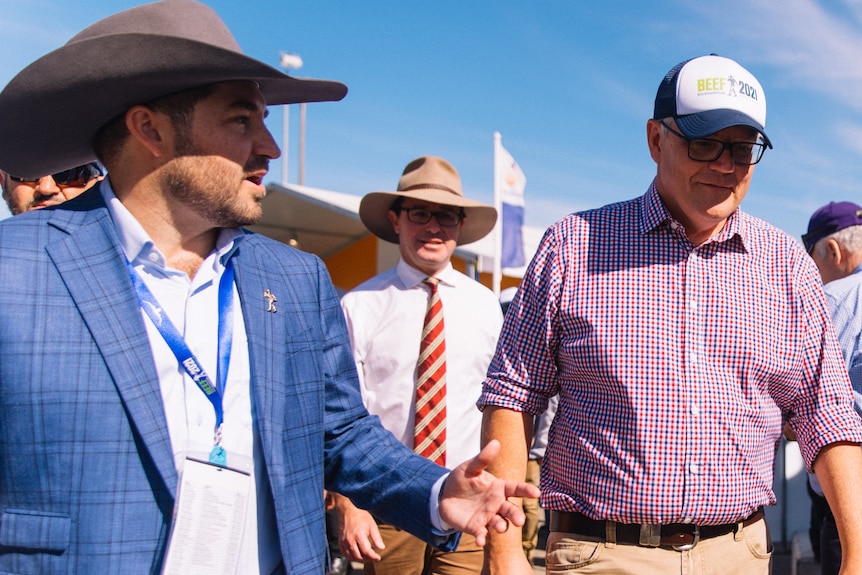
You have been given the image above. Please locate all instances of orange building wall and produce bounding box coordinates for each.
[325,235,521,294]
[324,234,377,292]
[499,276,521,291]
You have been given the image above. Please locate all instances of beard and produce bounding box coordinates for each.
[161,131,268,229]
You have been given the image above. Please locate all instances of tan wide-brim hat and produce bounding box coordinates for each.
[359,156,497,246]
[0,0,348,178]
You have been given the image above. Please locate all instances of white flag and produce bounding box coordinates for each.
[498,145,526,268]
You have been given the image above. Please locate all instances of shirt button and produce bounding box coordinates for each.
[691,405,701,416]
[148,252,159,263]
[689,463,699,474]
[683,517,693,524]
[689,299,698,310]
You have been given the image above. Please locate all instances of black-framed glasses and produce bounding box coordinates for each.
[402,207,465,227]
[658,120,767,165]
[8,163,103,188]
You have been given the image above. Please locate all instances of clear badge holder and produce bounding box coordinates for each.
[161,452,253,575]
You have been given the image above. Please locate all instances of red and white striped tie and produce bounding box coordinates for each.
[414,277,446,466]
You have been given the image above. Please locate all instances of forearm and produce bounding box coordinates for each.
[813,442,862,573]
[480,406,533,572]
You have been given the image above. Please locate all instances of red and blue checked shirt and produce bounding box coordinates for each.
[479,181,862,526]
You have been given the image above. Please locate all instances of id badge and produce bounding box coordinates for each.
[161,457,252,575]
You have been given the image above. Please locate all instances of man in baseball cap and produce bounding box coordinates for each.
[0,3,537,574]
[334,156,503,574]
[803,201,862,253]
[479,54,862,575]
[802,200,862,575]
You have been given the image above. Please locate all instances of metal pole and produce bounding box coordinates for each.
[281,106,289,185]
[299,102,307,186]
[278,51,303,186]
[492,132,502,296]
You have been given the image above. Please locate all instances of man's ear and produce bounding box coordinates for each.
[387,209,401,236]
[646,119,664,164]
[124,105,172,159]
[0,174,10,207]
[826,238,843,265]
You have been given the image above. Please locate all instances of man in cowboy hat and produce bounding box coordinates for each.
[332,156,503,574]
[1,162,103,215]
[0,3,536,574]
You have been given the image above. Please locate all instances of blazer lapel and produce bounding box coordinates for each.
[232,236,289,463]
[46,205,178,498]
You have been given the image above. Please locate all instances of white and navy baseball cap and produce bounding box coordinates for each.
[653,55,772,148]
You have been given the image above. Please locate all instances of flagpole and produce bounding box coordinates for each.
[492,132,503,297]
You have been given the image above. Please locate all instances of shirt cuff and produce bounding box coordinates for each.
[429,472,455,534]
[429,472,461,551]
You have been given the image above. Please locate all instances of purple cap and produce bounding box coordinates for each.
[802,201,862,252]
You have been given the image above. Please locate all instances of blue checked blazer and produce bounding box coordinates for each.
[0,187,450,574]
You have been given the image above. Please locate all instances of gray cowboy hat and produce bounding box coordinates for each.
[0,0,347,178]
[359,156,497,245]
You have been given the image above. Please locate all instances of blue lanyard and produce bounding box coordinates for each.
[127,257,235,466]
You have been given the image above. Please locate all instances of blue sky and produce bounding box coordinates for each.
[1,0,860,242]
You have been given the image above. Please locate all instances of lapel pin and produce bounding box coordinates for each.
[263,289,278,313]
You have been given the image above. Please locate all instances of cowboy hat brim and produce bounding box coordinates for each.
[359,188,498,245]
[0,34,347,178]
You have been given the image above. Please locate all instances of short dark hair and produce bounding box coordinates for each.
[92,84,216,169]
[390,196,405,214]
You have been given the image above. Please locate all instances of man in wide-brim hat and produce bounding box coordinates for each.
[0,3,537,574]
[334,156,504,575]
[357,155,498,246]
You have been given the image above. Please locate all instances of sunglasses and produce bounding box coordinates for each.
[8,163,103,187]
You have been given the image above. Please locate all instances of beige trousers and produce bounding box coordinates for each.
[521,458,542,560]
[546,517,772,574]
[363,523,484,575]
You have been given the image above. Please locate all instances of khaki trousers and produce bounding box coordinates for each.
[521,458,541,560]
[546,517,772,574]
[363,523,484,575]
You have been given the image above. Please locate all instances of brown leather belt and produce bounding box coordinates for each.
[550,508,764,550]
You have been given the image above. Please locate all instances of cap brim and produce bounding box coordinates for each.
[675,109,772,148]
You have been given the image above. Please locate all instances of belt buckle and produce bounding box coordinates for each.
[672,525,700,551]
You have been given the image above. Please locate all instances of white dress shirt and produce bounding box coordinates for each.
[101,181,280,574]
[341,259,503,469]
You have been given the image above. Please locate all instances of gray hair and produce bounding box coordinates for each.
[813,225,862,257]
